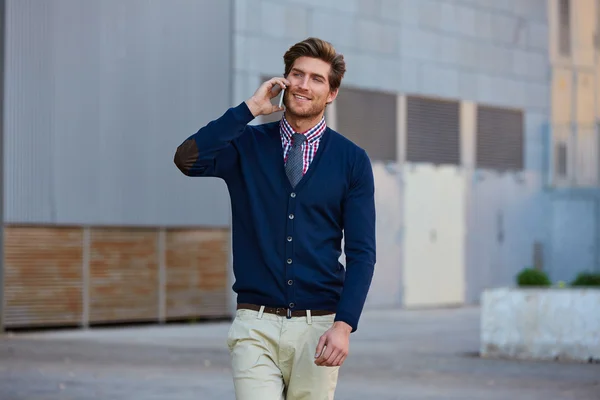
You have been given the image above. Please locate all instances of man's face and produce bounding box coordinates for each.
[284,56,338,119]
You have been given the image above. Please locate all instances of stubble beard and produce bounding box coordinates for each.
[284,94,326,120]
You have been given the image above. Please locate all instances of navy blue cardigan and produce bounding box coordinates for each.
[174,102,376,332]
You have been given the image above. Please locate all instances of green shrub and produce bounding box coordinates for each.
[516,268,551,287]
[571,272,600,287]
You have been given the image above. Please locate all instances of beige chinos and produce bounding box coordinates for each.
[226,307,340,399]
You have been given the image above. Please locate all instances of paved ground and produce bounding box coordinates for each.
[0,306,598,400]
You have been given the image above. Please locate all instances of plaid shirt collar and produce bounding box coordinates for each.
[280,114,326,144]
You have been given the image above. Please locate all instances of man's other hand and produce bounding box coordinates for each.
[314,321,352,367]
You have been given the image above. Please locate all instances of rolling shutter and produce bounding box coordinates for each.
[406,96,460,165]
[336,86,397,161]
[476,105,524,171]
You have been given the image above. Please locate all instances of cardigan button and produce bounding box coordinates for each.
[290,192,296,198]
[287,258,292,264]
[288,280,293,285]
[289,214,294,220]
[289,303,295,308]
[287,236,292,242]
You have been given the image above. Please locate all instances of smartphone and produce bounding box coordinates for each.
[278,87,285,108]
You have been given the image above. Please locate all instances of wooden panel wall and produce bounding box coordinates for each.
[3,226,229,329]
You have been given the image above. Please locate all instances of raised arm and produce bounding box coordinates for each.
[174,77,290,178]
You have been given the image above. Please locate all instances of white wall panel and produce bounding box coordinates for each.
[364,163,403,308]
[403,165,466,307]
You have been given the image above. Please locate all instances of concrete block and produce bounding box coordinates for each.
[439,1,457,33]
[476,44,495,73]
[454,4,477,37]
[311,12,357,49]
[502,78,526,109]
[344,55,401,93]
[516,0,547,23]
[475,73,496,105]
[474,9,493,41]
[357,19,399,55]
[439,35,461,66]
[486,0,517,14]
[459,70,478,101]
[399,0,421,27]
[487,76,512,106]
[490,14,519,45]
[254,37,290,75]
[340,51,373,87]
[399,59,421,93]
[376,57,403,92]
[380,0,402,23]
[523,81,550,111]
[399,27,439,62]
[357,0,381,18]
[481,288,600,363]
[488,46,514,75]
[528,22,549,51]
[457,40,480,70]
[283,0,323,9]
[322,0,359,14]
[421,63,459,99]
[418,0,442,30]
[475,45,512,76]
[235,0,262,34]
[261,1,308,40]
[512,50,548,80]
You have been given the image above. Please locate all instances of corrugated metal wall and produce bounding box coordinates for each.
[4,0,233,226]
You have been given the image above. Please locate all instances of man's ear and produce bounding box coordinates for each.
[326,88,339,104]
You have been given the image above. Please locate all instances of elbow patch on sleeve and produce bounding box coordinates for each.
[174,138,200,175]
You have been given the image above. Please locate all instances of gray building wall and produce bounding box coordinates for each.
[4,0,233,227]
[232,0,558,306]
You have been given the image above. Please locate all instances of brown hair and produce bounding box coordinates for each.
[283,37,346,91]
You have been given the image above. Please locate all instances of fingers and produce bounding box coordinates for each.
[331,351,346,367]
[314,335,327,359]
[316,347,347,367]
[324,348,340,366]
[315,345,334,366]
[265,77,290,96]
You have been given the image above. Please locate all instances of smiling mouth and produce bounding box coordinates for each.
[293,94,311,101]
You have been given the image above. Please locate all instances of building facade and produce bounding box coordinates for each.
[2,0,235,329]
[2,0,598,330]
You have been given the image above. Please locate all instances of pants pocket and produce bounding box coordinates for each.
[226,317,238,352]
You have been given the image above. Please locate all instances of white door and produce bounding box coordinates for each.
[403,165,466,307]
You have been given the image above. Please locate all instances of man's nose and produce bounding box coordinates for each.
[298,77,309,90]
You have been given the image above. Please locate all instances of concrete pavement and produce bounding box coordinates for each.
[0,306,598,399]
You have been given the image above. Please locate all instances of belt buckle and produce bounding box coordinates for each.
[275,307,285,316]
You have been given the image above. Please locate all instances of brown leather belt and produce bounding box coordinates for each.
[237,303,334,318]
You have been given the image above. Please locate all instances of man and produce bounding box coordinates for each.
[174,37,376,399]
